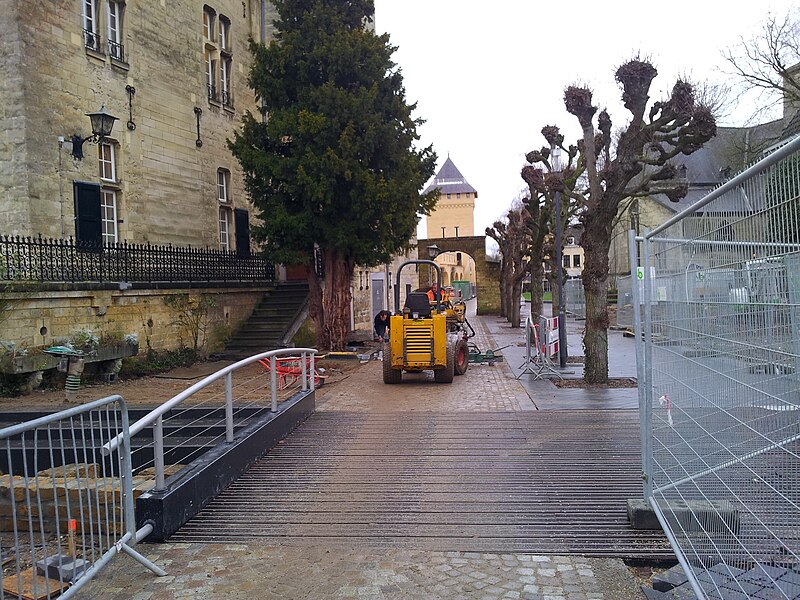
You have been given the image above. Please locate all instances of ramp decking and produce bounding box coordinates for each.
[171,409,672,559]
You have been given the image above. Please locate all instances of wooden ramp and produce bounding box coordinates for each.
[171,409,672,559]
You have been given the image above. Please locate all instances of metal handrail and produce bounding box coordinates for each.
[103,347,317,489]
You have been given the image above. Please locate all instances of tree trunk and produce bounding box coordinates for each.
[319,249,355,351]
[498,258,509,318]
[581,217,612,383]
[306,264,326,349]
[510,277,523,328]
[529,260,544,321]
[503,274,514,323]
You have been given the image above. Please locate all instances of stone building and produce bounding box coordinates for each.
[0,1,283,362]
[423,156,477,239]
[0,0,271,250]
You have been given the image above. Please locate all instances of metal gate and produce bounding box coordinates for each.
[631,135,800,599]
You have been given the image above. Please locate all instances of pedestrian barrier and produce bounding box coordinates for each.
[631,134,800,599]
[0,395,165,600]
[517,315,562,380]
[258,355,326,390]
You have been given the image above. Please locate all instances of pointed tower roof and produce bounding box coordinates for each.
[422,157,478,196]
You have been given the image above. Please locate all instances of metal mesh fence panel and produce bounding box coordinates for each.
[564,277,586,318]
[635,137,800,599]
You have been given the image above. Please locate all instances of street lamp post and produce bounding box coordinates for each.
[552,146,567,368]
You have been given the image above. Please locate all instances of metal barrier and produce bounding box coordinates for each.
[517,315,562,380]
[105,348,317,491]
[631,134,800,599]
[563,277,586,318]
[0,395,165,599]
[615,274,634,330]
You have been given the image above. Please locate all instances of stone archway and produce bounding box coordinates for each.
[418,236,500,315]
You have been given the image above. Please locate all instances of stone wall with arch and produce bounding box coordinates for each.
[418,236,500,315]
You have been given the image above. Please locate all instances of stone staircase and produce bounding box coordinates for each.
[223,281,309,357]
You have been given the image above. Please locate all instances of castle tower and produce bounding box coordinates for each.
[423,157,477,238]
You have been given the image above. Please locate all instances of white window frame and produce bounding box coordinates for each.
[205,49,217,98]
[82,0,99,49]
[219,207,231,251]
[219,16,229,50]
[99,141,117,182]
[203,6,215,40]
[100,189,118,244]
[217,169,230,203]
[107,1,123,59]
[220,58,232,103]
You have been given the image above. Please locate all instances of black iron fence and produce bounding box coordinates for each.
[0,235,275,284]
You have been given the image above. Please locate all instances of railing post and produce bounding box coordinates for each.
[154,415,166,491]
[119,399,136,539]
[225,372,234,443]
[301,351,308,392]
[629,229,649,500]
[641,229,654,500]
[270,356,278,412]
[310,352,316,392]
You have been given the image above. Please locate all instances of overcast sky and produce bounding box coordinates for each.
[373,1,796,243]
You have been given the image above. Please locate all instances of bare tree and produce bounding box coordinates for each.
[486,205,532,328]
[723,8,800,121]
[564,59,716,383]
[522,126,584,322]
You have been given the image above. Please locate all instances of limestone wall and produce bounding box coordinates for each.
[0,285,268,354]
[1,0,271,247]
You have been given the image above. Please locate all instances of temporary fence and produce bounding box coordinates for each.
[563,277,586,318]
[0,395,165,599]
[615,274,634,330]
[631,135,800,599]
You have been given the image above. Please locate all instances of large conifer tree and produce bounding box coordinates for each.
[230,0,437,350]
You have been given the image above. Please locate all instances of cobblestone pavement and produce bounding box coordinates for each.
[79,302,650,599]
[82,543,644,600]
[316,311,535,413]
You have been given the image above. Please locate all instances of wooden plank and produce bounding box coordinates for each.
[2,567,69,600]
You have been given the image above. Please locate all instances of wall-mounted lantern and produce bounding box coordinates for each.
[70,105,119,160]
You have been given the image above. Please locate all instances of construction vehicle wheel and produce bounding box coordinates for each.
[434,342,455,383]
[454,339,469,376]
[382,344,402,384]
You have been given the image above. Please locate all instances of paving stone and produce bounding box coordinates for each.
[741,565,789,585]
[652,567,689,591]
[721,579,765,596]
[641,587,668,599]
[781,571,800,586]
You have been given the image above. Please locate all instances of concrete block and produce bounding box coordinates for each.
[627,498,740,534]
[36,554,87,582]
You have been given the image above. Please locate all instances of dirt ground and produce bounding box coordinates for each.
[0,350,372,413]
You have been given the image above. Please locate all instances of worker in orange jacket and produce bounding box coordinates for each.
[427,281,443,303]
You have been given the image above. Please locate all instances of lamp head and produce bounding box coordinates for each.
[70,105,119,160]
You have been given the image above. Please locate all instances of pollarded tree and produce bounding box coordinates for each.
[564,59,716,382]
[522,126,583,321]
[229,0,437,350]
[486,204,532,328]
